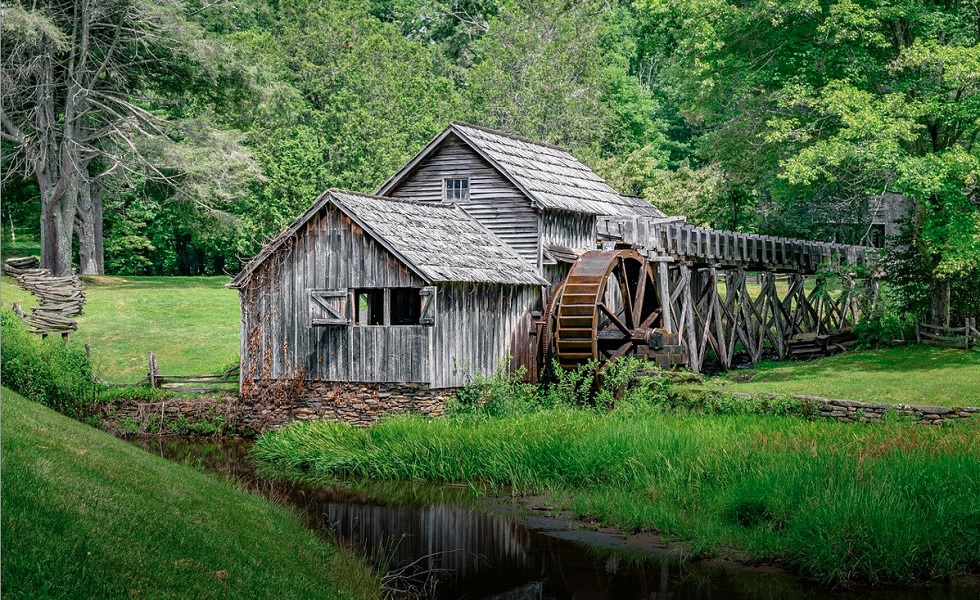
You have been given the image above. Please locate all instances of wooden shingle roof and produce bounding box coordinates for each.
[331,191,546,286]
[378,122,665,218]
[230,190,547,288]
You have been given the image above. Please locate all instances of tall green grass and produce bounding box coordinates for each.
[254,408,980,584]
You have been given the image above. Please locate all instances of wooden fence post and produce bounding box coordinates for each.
[148,352,160,388]
[915,320,921,345]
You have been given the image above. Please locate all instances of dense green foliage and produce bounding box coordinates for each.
[254,402,980,584]
[0,309,97,416]
[3,0,977,313]
[0,388,378,599]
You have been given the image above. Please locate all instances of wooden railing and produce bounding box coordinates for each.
[916,318,978,349]
[101,352,240,394]
[597,216,875,274]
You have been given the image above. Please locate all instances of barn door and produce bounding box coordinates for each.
[419,286,437,326]
[310,289,350,326]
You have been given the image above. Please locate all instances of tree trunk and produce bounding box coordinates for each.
[76,177,105,275]
[929,277,951,327]
[94,179,104,274]
[39,175,76,277]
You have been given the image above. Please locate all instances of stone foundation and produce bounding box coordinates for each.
[237,379,455,432]
[802,396,978,425]
[98,396,238,437]
[722,392,978,425]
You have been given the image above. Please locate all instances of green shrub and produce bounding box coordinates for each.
[0,309,100,416]
[853,283,916,347]
[448,360,540,417]
[449,358,657,417]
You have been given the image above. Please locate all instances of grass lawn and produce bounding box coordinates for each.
[1,274,240,382]
[1,229,42,260]
[254,406,980,585]
[692,345,980,407]
[0,388,379,599]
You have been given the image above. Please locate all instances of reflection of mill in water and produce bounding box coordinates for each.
[325,501,535,595]
[318,497,686,600]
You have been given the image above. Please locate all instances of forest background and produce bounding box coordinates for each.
[2,0,979,324]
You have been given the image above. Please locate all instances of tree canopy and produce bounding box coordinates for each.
[2,0,978,321]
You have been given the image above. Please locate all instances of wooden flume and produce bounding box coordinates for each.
[537,218,877,374]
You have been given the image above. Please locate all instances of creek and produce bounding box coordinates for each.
[135,437,978,600]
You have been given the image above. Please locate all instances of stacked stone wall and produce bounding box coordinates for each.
[236,380,454,432]
[723,392,978,425]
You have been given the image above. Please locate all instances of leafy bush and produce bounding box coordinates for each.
[1,309,100,416]
[449,358,659,417]
[448,360,540,417]
[853,282,916,347]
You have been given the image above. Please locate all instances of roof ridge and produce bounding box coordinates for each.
[330,188,463,212]
[451,121,570,153]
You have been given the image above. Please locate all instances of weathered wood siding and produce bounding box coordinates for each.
[239,204,431,384]
[386,135,540,264]
[540,210,597,286]
[431,283,538,388]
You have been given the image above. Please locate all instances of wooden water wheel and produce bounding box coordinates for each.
[546,250,663,369]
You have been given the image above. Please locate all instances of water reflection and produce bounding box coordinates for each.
[135,437,977,600]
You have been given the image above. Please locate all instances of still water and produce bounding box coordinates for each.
[135,437,978,600]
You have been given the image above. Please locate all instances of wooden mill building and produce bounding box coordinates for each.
[377,122,664,285]
[232,122,873,428]
[230,190,545,394]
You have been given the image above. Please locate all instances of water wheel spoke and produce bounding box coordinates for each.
[608,341,634,361]
[638,307,663,330]
[598,302,631,337]
[631,266,649,328]
[616,260,635,327]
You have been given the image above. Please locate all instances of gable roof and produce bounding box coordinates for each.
[230,190,547,288]
[377,122,665,218]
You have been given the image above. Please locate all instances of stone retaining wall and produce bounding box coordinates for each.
[236,380,454,432]
[98,396,237,437]
[98,382,976,437]
[98,381,456,436]
[727,392,978,425]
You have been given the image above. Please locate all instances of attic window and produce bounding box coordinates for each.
[444,178,469,202]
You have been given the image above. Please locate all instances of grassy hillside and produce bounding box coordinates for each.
[0,388,379,599]
[693,345,980,407]
[1,274,239,382]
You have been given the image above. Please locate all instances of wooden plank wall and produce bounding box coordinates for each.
[431,283,538,388]
[539,210,598,285]
[385,135,540,264]
[240,204,431,384]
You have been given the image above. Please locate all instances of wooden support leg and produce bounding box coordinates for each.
[657,261,675,332]
[680,264,701,373]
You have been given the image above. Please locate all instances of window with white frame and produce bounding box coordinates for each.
[444,178,469,202]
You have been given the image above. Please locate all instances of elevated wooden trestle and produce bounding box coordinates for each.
[589,217,879,373]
